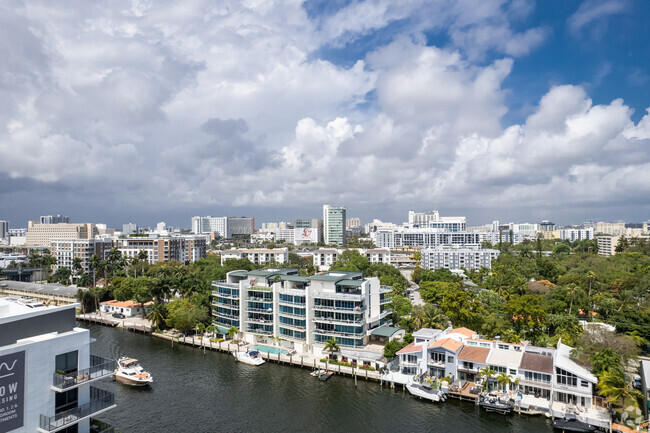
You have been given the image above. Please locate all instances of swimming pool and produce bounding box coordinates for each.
[249,345,289,355]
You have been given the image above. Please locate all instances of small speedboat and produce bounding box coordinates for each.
[479,392,514,414]
[115,357,153,386]
[233,350,265,366]
[406,383,445,402]
[311,369,327,377]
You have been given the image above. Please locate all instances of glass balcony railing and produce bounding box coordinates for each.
[40,387,115,432]
[52,355,115,390]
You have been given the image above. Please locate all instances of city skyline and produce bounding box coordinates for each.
[1,1,649,228]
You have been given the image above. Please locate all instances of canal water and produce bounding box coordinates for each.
[83,323,554,433]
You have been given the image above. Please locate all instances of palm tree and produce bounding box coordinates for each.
[138,250,148,277]
[324,338,340,360]
[496,372,512,392]
[72,258,83,284]
[146,302,167,330]
[75,288,92,313]
[227,326,239,342]
[206,325,216,339]
[479,366,496,391]
[89,254,100,287]
[598,368,644,412]
[567,284,577,315]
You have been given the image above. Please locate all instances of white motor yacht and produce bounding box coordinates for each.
[233,350,265,366]
[406,382,445,402]
[115,357,153,386]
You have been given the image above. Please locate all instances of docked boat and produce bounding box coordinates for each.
[233,350,265,366]
[552,418,596,432]
[479,392,514,414]
[310,369,328,377]
[406,382,446,402]
[319,372,334,381]
[115,357,153,386]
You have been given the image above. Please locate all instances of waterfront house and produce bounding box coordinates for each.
[485,342,525,391]
[550,341,610,429]
[427,338,463,380]
[0,296,116,432]
[100,299,154,317]
[457,344,491,383]
[394,328,443,376]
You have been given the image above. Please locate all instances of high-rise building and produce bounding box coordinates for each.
[323,205,346,245]
[407,210,466,231]
[40,215,69,224]
[227,217,254,237]
[294,218,323,242]
[191,216,253,238]
[51,238,113,274]
[0,220,8,240]
[346,218,361,228]
[122,223,137,235]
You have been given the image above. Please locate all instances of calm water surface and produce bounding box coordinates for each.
[83,323,554,433]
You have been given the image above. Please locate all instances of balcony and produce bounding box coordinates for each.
[457,365,480,374]
[212,280,239,289]
[278,298,305,306]
[379,297,392,305]
[247,285,273,292]
[52,355,116,392]
[278,287,306,297]
[247,317,273,324]
[428,360,445,368]
[313,316,363,325]
[213,311,239,320]
[314,329,365,338]
[379,286,393,294]
[247,296,272,302]
[279,322,306,331]
[212,301,239,309]
[247,327,273,335]
[247,307,273,314]
[278,310,305,319]
[313,304,366,313]
[212,291,240,300]
[314,292,362,301]
[39,387,115,432]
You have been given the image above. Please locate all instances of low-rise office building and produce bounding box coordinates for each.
[0,297,116,433]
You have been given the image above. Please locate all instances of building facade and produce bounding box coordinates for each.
[26,222,98,248]
[51,238,113,274]
[560,228,594,242]
[220,248,289,265]
[211,268,392,353]
[407,210,466,232]
[421,245,500,270]
[0,297,116,433]
[323,205,346,246]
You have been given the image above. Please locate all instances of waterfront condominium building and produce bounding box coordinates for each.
[0,296,116,433]
[420,245,500,270]
[211,268,392,353]
[51,238,113,274]
[323,205,346,245]
[25,222,98,248]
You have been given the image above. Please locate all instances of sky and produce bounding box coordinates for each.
[1,0,649,229]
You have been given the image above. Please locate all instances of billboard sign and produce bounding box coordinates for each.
[0,351,25,433]
[294,228,318,243]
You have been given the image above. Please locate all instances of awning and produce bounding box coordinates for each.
[215,325,230,335]
[370,325,404,338]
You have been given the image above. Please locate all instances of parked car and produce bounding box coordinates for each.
[112,312,125,319]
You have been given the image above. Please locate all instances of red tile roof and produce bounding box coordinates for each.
[101,299,153,308]
[449,327,476,338]
[396,342,423,354]
[458,345,491,363]
[429,338,463,352]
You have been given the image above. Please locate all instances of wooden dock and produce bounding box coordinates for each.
[448,381,479,403]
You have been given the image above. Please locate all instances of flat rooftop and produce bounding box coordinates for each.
[0,280,83,298]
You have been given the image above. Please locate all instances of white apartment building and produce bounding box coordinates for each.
[407,210,466,232]
[560,228,594,242]
[346,218,361,228]
[596,235,619,257]
[0,253,27,269]
[220,248,289,265]
[0,297,116,433]
[114,235,206,264]
[421,245,499,270]
[211,268,392,354]
[373,229,481,249]
[51,238,113,274]
[191,216,254,238]
[26,222,98,248]
[311,248,390,271]
[363,248,391,265]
